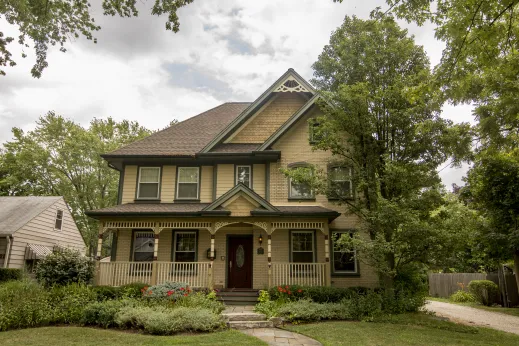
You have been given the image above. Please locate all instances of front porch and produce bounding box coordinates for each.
[95,219,332,289]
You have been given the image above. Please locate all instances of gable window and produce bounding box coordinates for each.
[176,167,200,200]
[329,166,353,199]
[133,231,155,262]
[236,165,251,188]
[309,120,323,143]
[54,210,63,231]
[332,231,357,274]
[288,165,314,199]
[291,231,315,263]
[173,231,197,262]
[137,167,161,199]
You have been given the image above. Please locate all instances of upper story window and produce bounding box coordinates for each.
[133,231,155,262]
[309,120,324,144]
[288,164,314,200]
[173,231,197,262]
[54,210,63,230]
[137,167,161,199]
[236,165,251,188]
[176,167,200,200]
[328,166,353,199]
[291,231,315,263]
[332,231,357,274]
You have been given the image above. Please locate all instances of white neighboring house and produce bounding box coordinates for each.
[0,196,86,269]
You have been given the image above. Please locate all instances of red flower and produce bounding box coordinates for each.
[297,289,302,293]
[148,290,152,295]
[143,286,148,290]
[282,289,287,293]
[285,285,289,289]
[288,291,291,295]
[180,287,185,291]
[167,291,173,296]
[184,293,188,297]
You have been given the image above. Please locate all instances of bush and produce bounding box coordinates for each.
[468,280,499,306]
[35,249,94,287]
[450,290,477,303]
[268,285,371,303]
[0,268,22,283]
[115,306,225,335]
[380,288,426,314]
[343,291,383,320]
[175,292,225,314]
[119,282,148,299]
[143,282,192,301]
[48,284,97,324]
[83,299,134,328]
[277,299,350,322]
[0,280,53,331]
[92,286,120,301]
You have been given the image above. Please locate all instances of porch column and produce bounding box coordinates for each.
[268,234,272,287]
[209,234,215,290]
[151,227,160,285]
[323,224,331,286]
[94,223,104,285]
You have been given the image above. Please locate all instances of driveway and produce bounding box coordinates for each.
[425,300,519,335]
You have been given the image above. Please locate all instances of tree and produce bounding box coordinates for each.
[0,0,194,77]
[299,15,472,288]
[0,112,150,253]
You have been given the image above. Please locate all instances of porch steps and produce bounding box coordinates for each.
[216,290,259,306]
[223,312,274,329]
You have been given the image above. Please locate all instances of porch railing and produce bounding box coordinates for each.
[98,261,153,286]
[272,262,327,286]
[156,262,210,288]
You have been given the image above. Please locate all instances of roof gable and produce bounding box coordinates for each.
[203,183,278,212]
[0,197,62,236]
[200,68,315,153]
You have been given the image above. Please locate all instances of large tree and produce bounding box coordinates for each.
[0,112,150,253]
[0,0,194,77]
[302,15,472,288]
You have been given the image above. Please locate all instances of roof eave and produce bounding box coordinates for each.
[85,210,231,219]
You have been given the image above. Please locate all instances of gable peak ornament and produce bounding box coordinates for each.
[274,77,309,93]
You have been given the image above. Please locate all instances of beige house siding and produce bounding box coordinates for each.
[8,198,85,269]
[121,165,138,204]
[216,164,234,198]
[200,166,214,203]
[0,237,6,267]
[252,164,266,198]
[230,93,307,143]
[225,196,258,217]
[116,230,132,261]
[161,166,176,202]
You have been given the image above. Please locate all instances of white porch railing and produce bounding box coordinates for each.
[272,262,327,286]
[98,261,153,286]
[156,262,210,288]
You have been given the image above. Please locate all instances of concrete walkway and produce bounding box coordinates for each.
[426,300,519,335]
[240,328,322,346]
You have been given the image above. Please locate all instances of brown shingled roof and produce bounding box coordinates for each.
[209,143,260,153]
[104,102,251,157]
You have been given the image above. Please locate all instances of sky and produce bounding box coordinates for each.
[0,0,474,189]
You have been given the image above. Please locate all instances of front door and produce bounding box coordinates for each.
[227,236,253,289]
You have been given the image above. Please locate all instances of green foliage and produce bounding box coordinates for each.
[143,282,192,301]
[450,290,477,303]
[0,268,22,283]
[468,280,499,306]
[174,292,224,314]
[118,282,149,299]
[35,249,94,287]
[268,285,371,303]
[277,299,351,322]
[115,306,225,335]
[82,300,135,328]
[48,284,97,324]
[0,0,195,77]
[342,291,383,320]
[92,286,120,301]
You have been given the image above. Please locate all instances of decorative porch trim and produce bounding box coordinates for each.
[104,221,156,229]
[271,221,326,233]
[158,221,213,232]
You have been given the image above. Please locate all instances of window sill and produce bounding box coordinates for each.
[288,198,316,202]
[332,272,360,277]
[174,199,201,203]
[134,199,161,203]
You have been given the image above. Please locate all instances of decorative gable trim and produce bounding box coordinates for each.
[274,76,311,93]
[200,68,315,153]
[203,183,279,212]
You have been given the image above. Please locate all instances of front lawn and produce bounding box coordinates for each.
[428,297,519,317]
[0,327,266,346]
[284,312,519,346]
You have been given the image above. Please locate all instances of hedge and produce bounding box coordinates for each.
[0,268,22,283]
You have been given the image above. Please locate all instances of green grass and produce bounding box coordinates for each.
[428,297,519,317]
[0,327,266,346]
[284,312,519,346]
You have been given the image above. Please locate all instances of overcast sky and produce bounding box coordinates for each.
[0,0,474,189]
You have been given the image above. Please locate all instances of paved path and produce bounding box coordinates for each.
[425,300,519,335]
[240,328,322,346]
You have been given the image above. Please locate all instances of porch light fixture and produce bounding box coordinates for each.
[258,235,263,246]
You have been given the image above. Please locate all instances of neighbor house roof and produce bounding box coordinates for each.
[0,196,62,236]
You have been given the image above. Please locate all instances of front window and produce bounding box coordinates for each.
[289,166,314,199]
[174,232,197,262]
[332,232,357,274]
[329,167,353,199]
[236,165,251,188]
[291,231,315,263]
[54,210,63,230]
[176,167,200,199]
[133,231,155,262]
[137,167,161,199]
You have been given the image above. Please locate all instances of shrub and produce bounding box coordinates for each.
[92,286,120,301]
[0,280,53,331]
[344,291,383,320]
[268,285,371,303]
[277,299,350,322]
[0,268,22,283]
[48,283,97,324]
[143,282,191,301]
[380,288,426,314]
[115,306,225,335]
[83,300,134,328]
[35,249,94,287]
[468,280,499,306]
[450,290,477,303]
[175,292,225,314]
[119,282,148,299]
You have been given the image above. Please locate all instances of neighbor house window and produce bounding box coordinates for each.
[173,232,197,262]
[288,166,314,199]
[54,210,63,230]
[291,231,315,263]
[328,166,353,199]
[332,232,357,274]
[176,167,200,199]
[133,231,155,262]
[236,165,251,188]
[137,167,161,199]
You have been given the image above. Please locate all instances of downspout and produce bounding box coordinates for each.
[4,236,12,268]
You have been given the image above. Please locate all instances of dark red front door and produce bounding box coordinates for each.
[227,236,253,288]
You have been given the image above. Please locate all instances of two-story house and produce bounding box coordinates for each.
[86,69,378,290]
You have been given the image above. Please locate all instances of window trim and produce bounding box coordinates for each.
[136,167,161,200]
[289,230,316,263]
[54,209,64,231]
[175,166,201,201]
[287,163,315,201]
[131,230,155,262]
[330,229,360,277]
[328,166,353,201]
[235,165,252,188]
[172,230,198,262]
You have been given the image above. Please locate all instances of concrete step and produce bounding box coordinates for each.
[222,312,267,322]
[228,320,274,329]
[217,290,259,297]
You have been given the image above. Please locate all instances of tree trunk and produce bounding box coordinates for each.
[513,250,519,298]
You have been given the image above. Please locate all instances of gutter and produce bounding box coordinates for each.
[4,236,11,268]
